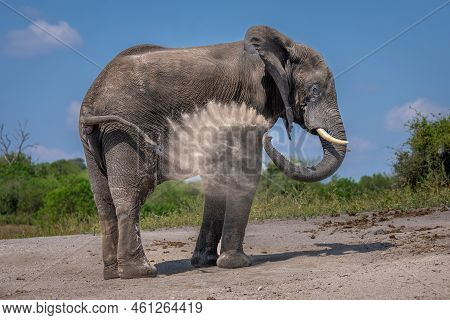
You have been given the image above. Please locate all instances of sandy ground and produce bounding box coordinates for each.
[0,207,449,300]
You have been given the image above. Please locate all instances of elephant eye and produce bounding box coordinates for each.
[311,84,320,97]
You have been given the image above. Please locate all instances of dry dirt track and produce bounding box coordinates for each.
[0,208,449,300]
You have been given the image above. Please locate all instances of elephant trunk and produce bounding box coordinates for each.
[263,116,347,182]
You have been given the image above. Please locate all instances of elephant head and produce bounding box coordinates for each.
[245,26,348,182]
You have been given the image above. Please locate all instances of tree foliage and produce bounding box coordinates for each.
[258,162,394,201]
[0,157,89,217]
[393,113,449,187]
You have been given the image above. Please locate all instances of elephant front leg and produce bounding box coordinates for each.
[191,191,226,267]
[216,189,255,268]
[216,127,262,268]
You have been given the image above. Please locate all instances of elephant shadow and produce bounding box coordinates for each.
[154,241,393,276]
[251,241,393,265]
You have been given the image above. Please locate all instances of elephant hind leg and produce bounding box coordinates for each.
[103,128,157,279]
[84,146,119,280]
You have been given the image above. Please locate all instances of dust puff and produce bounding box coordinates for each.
[166,101,269,182]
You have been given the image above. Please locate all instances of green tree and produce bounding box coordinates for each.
[359,173,393,192]
[394,113,450,187]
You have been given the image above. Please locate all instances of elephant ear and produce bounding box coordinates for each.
[244,25,295,139]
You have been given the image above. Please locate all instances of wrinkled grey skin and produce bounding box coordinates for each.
[79,26,347,279]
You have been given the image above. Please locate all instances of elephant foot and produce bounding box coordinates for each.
[103,263,120,280]
[217,251,252,269]
[191,250,218,267]
[118,255,157,279]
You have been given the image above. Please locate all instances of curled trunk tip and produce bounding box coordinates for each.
[263,130,346,182]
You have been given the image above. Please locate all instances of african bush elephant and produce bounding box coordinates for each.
[79,25,348,279]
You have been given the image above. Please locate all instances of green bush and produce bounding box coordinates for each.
[0,157,59,216]
[326,176,361,201]
[258,164,394,202]
[258,162,310,196]
[45,158,86,178]
[394,113,449,187]
[0,157,86,217]
[0,180,20,215]
[16,177,59,215]
[359,173,394,192]
[141,181,203,217]
[0,154,34,179]
[37,175,97,224]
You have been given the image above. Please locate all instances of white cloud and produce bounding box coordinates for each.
[385,98,448,131]
[4,19,82,57]
[30,145,82,163]
[67,100,81,129]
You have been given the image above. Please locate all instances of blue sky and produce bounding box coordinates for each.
[0,0,449,180]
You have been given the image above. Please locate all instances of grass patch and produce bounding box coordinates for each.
[0,224,39,239]
[1,178,448,239]
[251,183,449,221]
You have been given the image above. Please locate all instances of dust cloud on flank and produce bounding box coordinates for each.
[165,101,269,188]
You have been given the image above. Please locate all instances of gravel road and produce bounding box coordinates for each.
[0,208,449,299]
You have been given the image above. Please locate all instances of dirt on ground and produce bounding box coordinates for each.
[0,207,449,299]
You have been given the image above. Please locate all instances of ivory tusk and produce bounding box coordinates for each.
[316,128,349,145]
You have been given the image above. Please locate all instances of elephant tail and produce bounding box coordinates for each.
[80,115,158,146]
[80,115,162,175]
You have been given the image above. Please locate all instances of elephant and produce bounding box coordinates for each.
[79,25,348,280]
